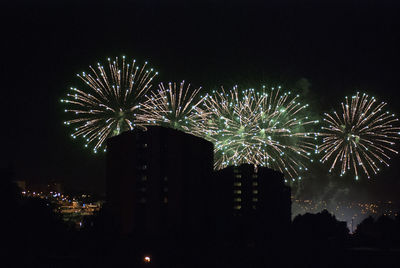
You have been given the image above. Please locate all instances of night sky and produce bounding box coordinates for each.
[3,0,400,200]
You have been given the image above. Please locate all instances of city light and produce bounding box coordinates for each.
[21,189,103,228]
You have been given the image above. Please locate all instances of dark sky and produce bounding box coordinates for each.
[2,0,400,200]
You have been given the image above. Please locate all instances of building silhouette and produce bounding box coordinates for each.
[106,126,214,246]
[213,164,291,247]
[106,127,292,266]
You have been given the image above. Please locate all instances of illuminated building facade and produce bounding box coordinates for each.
[106,126,214,244]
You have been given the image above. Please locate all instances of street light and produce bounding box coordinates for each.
[144,256,151,263]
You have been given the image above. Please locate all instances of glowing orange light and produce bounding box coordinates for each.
[144,256,151,263]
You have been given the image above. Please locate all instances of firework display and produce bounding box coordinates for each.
[319,92,400,179]
[137,81,203,134]
[61,56,158,152]
[61,56,400,182]
[193,86,318,180]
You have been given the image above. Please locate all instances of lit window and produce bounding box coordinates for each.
[163,197,168,204]
[141,176,147,181]
[253,190,258,194]
[252,174,258,178]
[252,198,258,202]
[235,174,242,178]
[252,182,258,186]
[234,190,242,194]
[234,205,242,210]
[233,182,241,186]
[234,197,242,202]
[252,205,257,209]
[142,165,147,170]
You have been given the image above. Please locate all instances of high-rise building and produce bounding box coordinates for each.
[213,164,291,246]
[106,126,214,244]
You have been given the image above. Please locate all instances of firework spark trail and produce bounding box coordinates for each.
[61,56,158,152]
[137,81,204,134]
[319,92,400,179]
[194,85,318,180]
